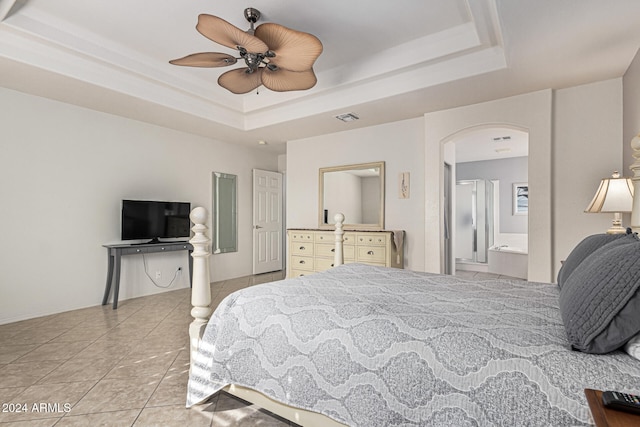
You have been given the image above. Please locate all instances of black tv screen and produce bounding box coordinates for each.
[121,200,191,242]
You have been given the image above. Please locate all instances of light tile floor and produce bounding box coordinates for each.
[0,271,293,427]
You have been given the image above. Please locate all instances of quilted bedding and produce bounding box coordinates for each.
[187,264,640,426]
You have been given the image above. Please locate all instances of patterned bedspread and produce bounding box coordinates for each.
[187,264,640,426]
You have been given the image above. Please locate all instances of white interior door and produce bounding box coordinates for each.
[253,169,283,274]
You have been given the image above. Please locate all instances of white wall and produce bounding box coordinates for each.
[287,118,425,270]
[553,79,623,278]
[426,80,625,282]
[425,90,553,282]
[287,81,625,281]
[624,49,640,230]
[0,87,278,324]
[624,48,640,183]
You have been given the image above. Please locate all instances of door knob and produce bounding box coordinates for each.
[254,225,263,229]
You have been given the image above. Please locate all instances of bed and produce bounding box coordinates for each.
[185,161,640,425]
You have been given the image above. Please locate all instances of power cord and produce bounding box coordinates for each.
[142,254,181,289]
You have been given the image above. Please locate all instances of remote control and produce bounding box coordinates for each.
[602,390,640,415]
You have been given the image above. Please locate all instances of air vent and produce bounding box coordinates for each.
[335,112,359,122]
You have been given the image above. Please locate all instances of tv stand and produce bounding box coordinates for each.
[102,241,193,309]
[132,238,164,245]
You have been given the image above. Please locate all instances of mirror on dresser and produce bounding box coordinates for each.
[318,161,385,230]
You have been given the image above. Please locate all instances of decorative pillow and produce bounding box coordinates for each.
[625,332,640,361]
[556,233,625,288]
[559,237,640,354]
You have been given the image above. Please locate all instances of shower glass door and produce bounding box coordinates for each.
[455,179,493,263]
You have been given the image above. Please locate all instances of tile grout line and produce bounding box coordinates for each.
[2,271,286,427]
[49,296,181,424]
[130,348,184,427]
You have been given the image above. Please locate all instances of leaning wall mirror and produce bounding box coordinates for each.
[318,161,385,230]
[212,172,237,253]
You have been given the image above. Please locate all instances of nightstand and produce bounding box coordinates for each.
[584,389,640,426]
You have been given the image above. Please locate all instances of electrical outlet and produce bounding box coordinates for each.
[155,271,161,280]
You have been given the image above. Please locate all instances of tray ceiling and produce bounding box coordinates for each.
[1,0,640,152]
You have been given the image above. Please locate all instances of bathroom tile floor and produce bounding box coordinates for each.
[0,271,297,427]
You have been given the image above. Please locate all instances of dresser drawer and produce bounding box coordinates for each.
[356,234,387,246]
[290,232,314,242]
[315,243,355,259]
[315,232,357,245]
[291,242,314,256]
[290,269,311,278]
[314,232,335,243]
[357,246,387,263]
[315,257,337,271]
[291,255,313,271]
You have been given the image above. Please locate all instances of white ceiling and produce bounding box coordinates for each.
[1,0,640,155]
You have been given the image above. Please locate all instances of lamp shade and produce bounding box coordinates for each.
[584,171,634,213]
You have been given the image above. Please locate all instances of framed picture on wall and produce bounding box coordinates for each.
[513,182,528,215]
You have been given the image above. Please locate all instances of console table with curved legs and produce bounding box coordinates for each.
[102,241,193,309]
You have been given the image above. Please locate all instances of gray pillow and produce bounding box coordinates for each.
[557,233,625,288]
[559,236,640,353]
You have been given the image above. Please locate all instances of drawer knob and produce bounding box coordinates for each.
[136,249,141,253]
[299,260,306,264]
[299,246,306,250]
[367,250,374,255]
[331,248,335,252]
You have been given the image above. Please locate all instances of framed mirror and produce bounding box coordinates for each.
[318,161,385,230]
[212,172,237,254]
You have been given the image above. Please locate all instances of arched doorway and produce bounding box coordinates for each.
[423,90,553,282]
[442,125,529,279]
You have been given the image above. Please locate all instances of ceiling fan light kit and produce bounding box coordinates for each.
[170,7,323,94]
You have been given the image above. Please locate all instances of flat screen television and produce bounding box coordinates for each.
[121,200,191,243]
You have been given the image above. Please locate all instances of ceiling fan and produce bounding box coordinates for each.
[170,8,323,94]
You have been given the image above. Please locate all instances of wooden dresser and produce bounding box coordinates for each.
[287,229,404,278]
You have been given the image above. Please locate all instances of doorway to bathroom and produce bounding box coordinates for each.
[445,126,529,279]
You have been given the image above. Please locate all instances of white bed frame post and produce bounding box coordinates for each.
[629,133,640,233]
[187,210,348,427]
[334,213,344,266]
[189,207,213,362]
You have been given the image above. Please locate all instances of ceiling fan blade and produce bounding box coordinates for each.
[197,14,268,54]
[255,23,323,72]
[169,52,237,67]
[262,67,317,92]
[218,68,264,94]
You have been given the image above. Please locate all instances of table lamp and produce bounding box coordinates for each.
[584,171,634,234]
